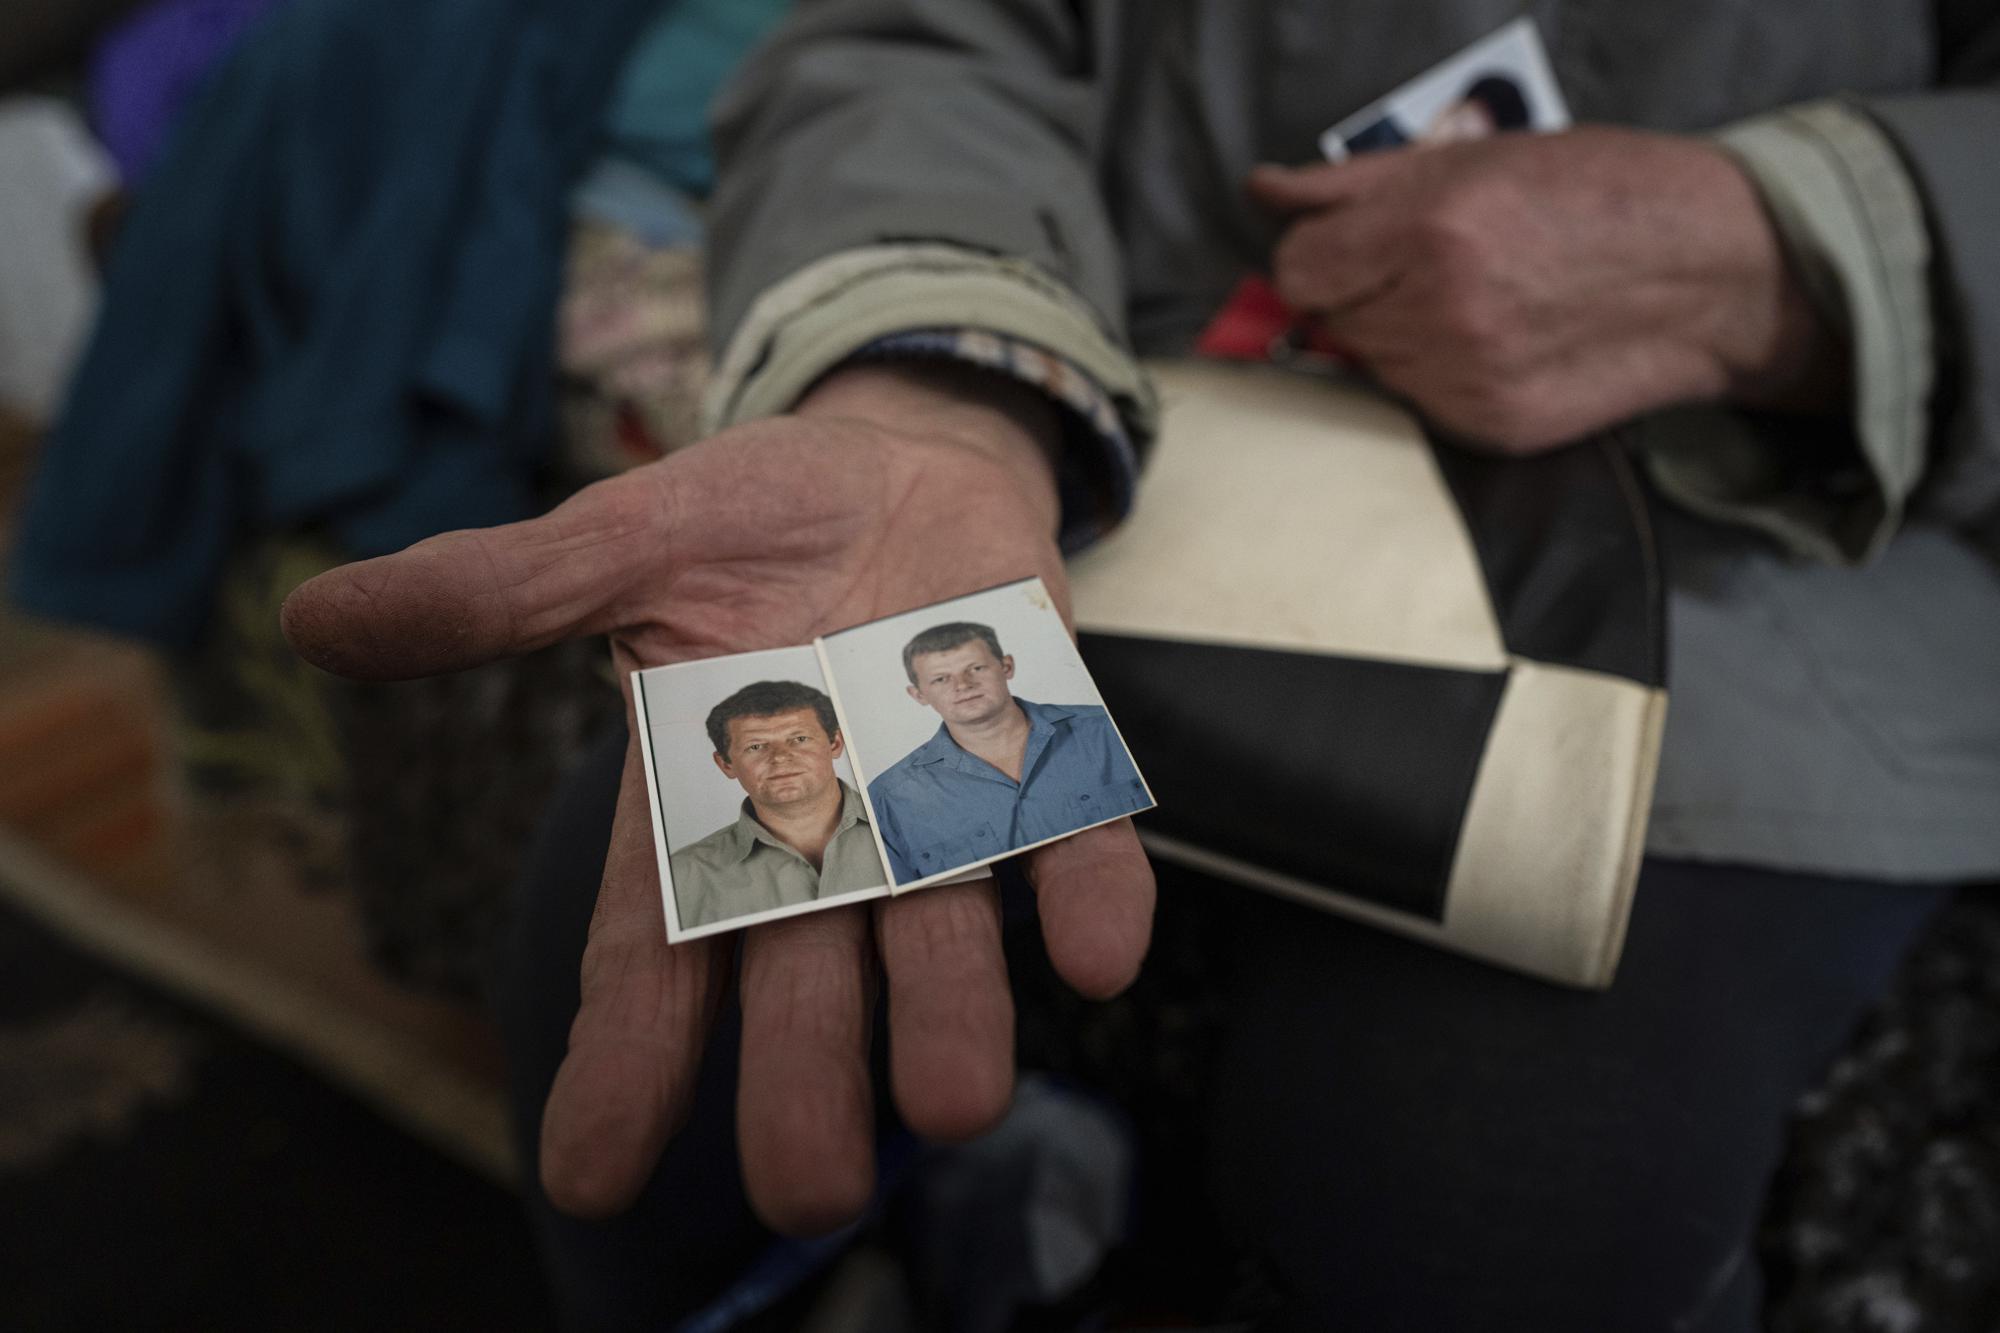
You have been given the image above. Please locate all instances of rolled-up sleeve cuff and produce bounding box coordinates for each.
[701,244,1157,551]
[843,328,1138,552]
[1648,100,1933,564]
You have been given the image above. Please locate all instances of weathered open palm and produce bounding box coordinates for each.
[281,402,1156,1234]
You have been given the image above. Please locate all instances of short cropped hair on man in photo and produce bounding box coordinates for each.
[867,619,1148,884]
[703,679,841,758]
[899,620,1005,683]
[669,679,884,929]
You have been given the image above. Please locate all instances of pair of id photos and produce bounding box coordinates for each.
[633,578,1154,942]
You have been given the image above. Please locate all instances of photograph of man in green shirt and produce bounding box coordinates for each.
[668,680,887,930]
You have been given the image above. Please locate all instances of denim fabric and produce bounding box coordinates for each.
[867,699,1151,885]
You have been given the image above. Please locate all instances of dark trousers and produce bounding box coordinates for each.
[497,727,1949,1331]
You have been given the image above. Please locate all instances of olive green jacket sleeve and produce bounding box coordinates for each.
[700,0,1156,441]
[1866,81,2000,561]
[1647,16,2000,565]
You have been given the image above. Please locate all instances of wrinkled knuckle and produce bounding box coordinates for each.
[764,937,864,1034]
[1410,204,1470,263]
[894,885,994,963]
[1414,189,1501,273]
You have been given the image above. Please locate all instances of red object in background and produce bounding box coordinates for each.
[1193,274,1293,360]
[1194,274,1357,370]
[613,400,667,466]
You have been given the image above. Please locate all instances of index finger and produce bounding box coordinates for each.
[279,470,675,681]
[1246,155,1395,214]
[1270,208,1405,319]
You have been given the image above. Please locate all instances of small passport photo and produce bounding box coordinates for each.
[633,646,890,943]
[1318,16,1569,161]
[819,577,1156,890]
[633,577,1156,941]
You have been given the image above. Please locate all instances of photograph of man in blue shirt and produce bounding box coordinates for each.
[866,621,1153,886]
[669,680,887,929]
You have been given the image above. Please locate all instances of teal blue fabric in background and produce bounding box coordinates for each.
[9,0,678,647]
[602,0,796,197]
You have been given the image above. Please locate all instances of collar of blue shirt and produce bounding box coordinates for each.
[906,698,1083,777]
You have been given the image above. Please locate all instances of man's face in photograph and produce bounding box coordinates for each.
[906,640,1017,727]
[713,707,844,813]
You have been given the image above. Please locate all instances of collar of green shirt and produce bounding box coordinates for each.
[720,778,872,864]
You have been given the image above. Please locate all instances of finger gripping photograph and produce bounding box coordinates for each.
[632,648,889,941]
[819,577,1155,889]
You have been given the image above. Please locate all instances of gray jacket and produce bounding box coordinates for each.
[703,0,2000,881]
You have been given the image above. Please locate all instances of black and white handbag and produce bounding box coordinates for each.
[1072,361,1667,989]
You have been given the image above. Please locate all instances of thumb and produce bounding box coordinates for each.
[280,470,672,680]
[1245,159,1373,214]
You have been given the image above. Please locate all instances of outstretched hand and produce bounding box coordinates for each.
[280,365,1156,1234]
[1248,126,1843,451]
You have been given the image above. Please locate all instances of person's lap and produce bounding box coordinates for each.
[1197,857,1945,1330]
[499,726,1949,1331]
